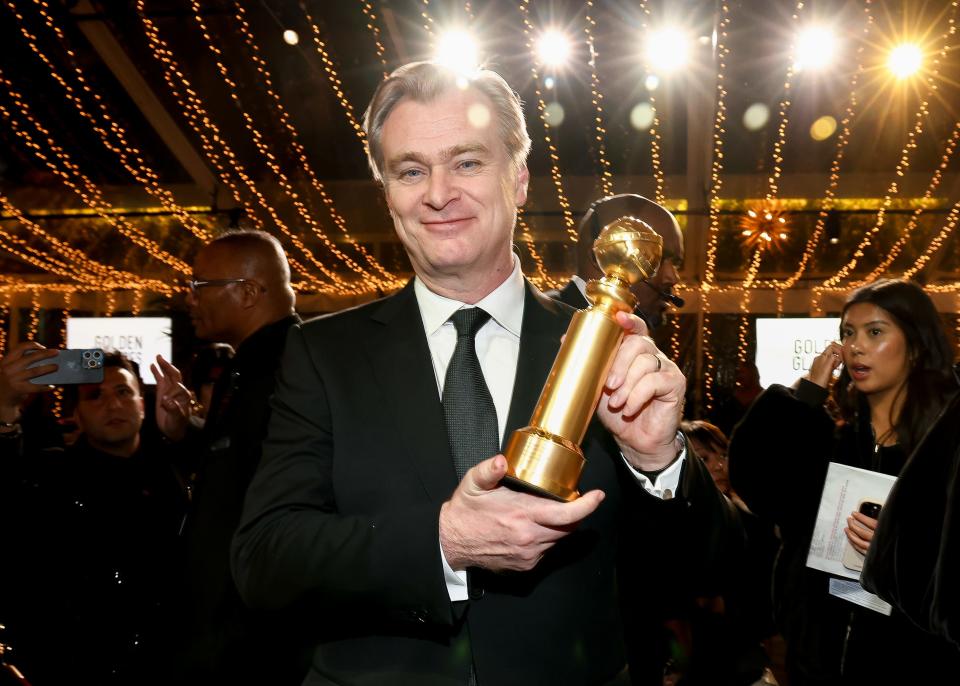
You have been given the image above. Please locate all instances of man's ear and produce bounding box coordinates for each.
[239,281,262,308]
[514,165,529,207]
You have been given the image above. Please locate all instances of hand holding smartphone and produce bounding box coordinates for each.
[25,348,105,385]
[842,499,883,572]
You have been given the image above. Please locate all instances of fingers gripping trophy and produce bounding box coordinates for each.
[504,216,663,501]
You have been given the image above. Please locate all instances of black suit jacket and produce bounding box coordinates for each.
[177,315,307,685]
[232,280,735,686]
[557,279,589,310]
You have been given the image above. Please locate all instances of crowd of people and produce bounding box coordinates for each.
[1,60,958,686]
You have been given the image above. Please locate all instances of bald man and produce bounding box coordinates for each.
[152,230,305,685]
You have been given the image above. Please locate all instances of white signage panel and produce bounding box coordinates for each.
[754,317,841,389]
[66,317,173,385]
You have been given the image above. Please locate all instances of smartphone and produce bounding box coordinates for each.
[25,348,105,385]
[841,499,883,572]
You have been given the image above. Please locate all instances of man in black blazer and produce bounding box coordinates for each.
[232,61,735,686]
[558,194,684,330]
[152,231,306,685]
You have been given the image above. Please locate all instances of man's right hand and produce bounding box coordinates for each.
[439,455,604,573]
[0,342,58,422]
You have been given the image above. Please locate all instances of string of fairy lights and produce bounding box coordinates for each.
[227,0,397,285]
[0,73,191,275]
[14,0,212,244]
[2,0,960,415]
[822,0,959,290]
[139,0,342,291]
[188,0,393,291]
[302,3,368,145]
[860,118,960,283]
[357,0,390,77]
[135,2,332,290]
[770,0,875,295]
[902,195,960,282]
[734,0,802,367]
[518,0,577,242]
[0,293,8,354]
[420,0,436,40]
[637,1,665,205]
[699,1,731,411]
[515,208,560,290]
[733,1,800,366]
[583,1,614,198]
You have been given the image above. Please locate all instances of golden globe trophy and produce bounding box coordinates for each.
[503,216,663,501]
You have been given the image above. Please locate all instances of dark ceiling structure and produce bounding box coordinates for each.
[1,0,959,310]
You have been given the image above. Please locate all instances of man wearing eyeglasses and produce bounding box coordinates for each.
[152,229,305,685]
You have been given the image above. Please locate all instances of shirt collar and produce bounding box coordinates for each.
[414,255,525,338]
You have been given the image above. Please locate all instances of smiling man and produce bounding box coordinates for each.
[231,62,735,686]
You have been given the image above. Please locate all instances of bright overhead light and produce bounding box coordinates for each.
[537,29,572,68]
[283,30,299,46]
[794,26,837,71]
[887,43,923,78]
[743,103,770,131]
[434,30,480,74]
[645,27,691,73]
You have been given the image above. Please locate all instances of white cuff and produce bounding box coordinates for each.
[621,433,686,500]
[440,538,469,601]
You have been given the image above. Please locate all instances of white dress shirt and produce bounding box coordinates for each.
[417,258,685,601]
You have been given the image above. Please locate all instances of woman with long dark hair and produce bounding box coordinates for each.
[728,279,960,685]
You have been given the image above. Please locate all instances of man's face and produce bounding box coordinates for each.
[75,367,145,451]
[633,222,683,328]
[187,246,246,343]
[379,88,529,288]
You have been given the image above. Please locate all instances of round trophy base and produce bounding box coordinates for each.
[503,427,585,502]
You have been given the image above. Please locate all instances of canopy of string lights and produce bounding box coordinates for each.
[1,0,959,410]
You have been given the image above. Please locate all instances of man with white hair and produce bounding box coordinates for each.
[232,61,735,686]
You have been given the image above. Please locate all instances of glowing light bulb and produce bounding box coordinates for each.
[435,30,480,74]
[794,27,837,71]
[537,30,571,68]
[887,43,923,78]
[645,27,690,73]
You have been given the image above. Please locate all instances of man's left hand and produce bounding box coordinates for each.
[597,311,685,472]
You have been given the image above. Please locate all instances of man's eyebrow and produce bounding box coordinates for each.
[386,151,428,173]
[385,143,491,172]
[443,143,490,158]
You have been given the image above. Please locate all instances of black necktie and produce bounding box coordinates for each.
[443,308,499,481]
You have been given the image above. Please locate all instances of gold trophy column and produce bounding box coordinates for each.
[503,217,663,501]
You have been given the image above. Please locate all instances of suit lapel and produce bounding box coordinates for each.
[558,279,589,309]
[365,282,458,503]
[502,282,572,450]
